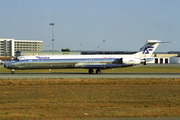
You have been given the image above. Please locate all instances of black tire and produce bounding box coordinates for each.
[88,69,94,74]
[96,69,101,74]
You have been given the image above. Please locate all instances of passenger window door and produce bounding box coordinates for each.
[21,57,25,65]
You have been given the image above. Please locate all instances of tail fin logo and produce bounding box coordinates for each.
[142,46,154,54]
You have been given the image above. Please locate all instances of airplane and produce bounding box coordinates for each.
[4,40,166,74]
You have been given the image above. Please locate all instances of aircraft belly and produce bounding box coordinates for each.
[16,62,76,69]
[12,61,114,70]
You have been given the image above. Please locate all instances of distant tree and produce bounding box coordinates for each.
[61,48,71,52]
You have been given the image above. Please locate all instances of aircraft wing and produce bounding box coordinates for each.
[75,63,134,69]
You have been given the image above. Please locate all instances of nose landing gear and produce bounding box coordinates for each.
[11,69,15,74]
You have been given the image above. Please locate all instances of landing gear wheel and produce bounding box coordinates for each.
[96,69,101,74]
[88,69,94,74]
[143,58,147,65]
[11,69,15,74]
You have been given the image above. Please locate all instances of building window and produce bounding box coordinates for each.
[155,58,158,63]
[160,58,163,64]
[165,58,168,64]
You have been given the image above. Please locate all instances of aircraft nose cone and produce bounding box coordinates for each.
[4,63,8,68]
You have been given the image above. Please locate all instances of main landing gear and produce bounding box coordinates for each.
[88,69,101,74]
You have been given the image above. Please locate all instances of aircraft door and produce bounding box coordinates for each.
[21,57,25,65]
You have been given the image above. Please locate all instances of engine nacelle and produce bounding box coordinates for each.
[122,58,141,64]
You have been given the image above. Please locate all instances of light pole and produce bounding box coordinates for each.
[97,46,99,54]
[49,23,55,55]
[80,43,82,51]
[103,40,105,54]
[47,45,49,51]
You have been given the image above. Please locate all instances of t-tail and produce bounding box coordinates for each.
[133,40,162,65]
[134,40,162,58]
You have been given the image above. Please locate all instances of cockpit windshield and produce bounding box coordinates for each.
[12,57,19,61]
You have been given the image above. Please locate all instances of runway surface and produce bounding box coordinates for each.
[1,73,180,79]
[83,118,179,120]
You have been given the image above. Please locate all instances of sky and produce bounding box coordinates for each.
[0,0,180,52]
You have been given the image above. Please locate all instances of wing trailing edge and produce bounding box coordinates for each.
[76,64,134,69]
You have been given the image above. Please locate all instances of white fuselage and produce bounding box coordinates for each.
[4,54,142,70]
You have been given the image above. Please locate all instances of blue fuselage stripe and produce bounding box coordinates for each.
[17,58,120,63]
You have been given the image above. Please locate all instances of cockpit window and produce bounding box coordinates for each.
[13,57,19,61]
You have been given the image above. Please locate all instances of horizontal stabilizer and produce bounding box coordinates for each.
[146,40,162,44]
[147,40,173,44]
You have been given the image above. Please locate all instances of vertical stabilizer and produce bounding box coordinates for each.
[134,40,161,58]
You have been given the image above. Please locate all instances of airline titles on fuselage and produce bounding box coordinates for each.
[36,56,50,60]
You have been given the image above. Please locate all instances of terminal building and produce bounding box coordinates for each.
[0,38,43,57]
